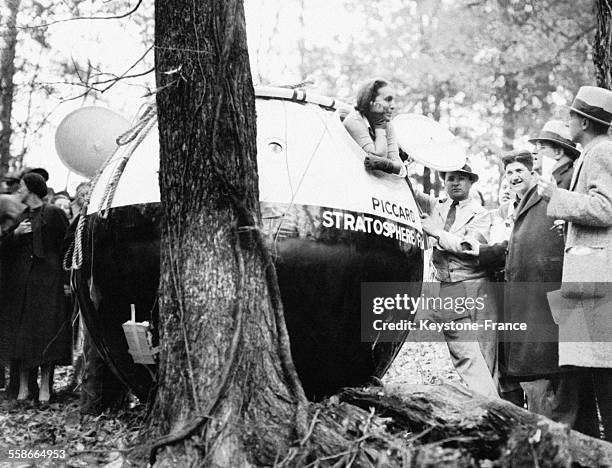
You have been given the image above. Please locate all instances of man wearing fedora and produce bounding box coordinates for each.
[414,164,499,398]
[538,85,612,441]
[530,120,580,190]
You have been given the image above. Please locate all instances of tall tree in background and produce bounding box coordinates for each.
[0,0,154,175]
[0,0,20,174]
[594,0,612,88]
[148,0,306,465]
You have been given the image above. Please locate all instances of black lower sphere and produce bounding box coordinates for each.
[75,202,423,402]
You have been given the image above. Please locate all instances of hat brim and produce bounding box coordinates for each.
[566,104,612,126]
[528,136,581,160]
[439,170,479,183]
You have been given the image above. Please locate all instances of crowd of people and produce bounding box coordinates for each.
[0,78,609,447]
[345,78,611,443]
[0,168,88,403]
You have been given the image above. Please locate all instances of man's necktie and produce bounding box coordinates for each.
[443,200,458,231]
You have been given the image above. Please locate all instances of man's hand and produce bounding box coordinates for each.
[550,220,565,238]
[14,220,31,236]
[537,176,556,201]
[420,213,441,240]
[460,237,480,256]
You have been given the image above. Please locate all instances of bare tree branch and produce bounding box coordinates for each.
[15,0,143,30]
[15,46,44,162]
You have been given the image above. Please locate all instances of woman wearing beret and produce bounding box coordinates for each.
[0,173,70,403]
[343,78,406,176]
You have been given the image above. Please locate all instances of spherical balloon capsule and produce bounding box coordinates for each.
[73,88,425,402]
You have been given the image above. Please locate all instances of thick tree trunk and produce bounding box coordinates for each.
[147,1,306,465]
[594,0,612,89]
[140,2,612,466]
[0,0,20,174]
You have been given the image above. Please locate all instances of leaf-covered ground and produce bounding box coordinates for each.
[0,341,460,467]
[0,367,145,467]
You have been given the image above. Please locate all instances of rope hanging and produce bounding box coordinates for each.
[63,101,158,272]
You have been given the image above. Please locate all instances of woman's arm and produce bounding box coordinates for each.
[343,110,388,157]
[344,111,404,175]
[368,127,389,158]
[0,218,29,251]
[363,154,405,175]
[343,113,378,151]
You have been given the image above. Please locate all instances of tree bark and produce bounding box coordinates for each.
[500,73,519,150]
[333,385,612,467]
[0,0,21,174]
[147,1,306,465]
[594,0,612,89]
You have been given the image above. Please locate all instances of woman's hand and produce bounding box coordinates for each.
[14,220,32,236]
[364,154,402,174]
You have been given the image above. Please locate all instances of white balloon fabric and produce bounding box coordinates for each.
[391,114,466,172]
[55,107,131,178]
[87,94,421,237]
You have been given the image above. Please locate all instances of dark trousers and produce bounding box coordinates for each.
[520,370,612,442]
[520,375,580,427]
[576,368,612,442]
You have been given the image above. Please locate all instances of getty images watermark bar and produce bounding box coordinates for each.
[360,282,612,343]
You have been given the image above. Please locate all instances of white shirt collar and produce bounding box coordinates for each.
[441,197,472,208]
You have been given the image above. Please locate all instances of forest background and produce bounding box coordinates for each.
[0,0,597,199]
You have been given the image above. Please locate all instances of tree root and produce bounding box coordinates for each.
[272,384,612,468]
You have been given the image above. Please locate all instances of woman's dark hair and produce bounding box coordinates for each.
[24,167,49,181]
[355,78,389,115]
[501,149,533,171]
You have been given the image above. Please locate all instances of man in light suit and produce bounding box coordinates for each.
[538,85,612,441]
[415,164,499,398]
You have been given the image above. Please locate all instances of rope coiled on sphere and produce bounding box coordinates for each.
[63,101,158,272]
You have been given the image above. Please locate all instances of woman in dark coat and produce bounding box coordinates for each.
[0,173,69,402]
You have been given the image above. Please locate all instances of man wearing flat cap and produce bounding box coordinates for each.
[530,120,580,189]
[412,163,499,398]
[465,150,586,427]
[538,85,612,441]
